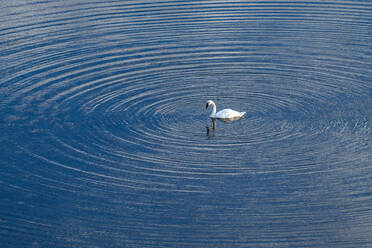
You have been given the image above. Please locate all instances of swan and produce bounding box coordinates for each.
[206,100,246,119]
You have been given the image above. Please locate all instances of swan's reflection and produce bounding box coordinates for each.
[206,116,245,137]
[206,118,216,137]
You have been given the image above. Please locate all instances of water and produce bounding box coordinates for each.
[1,1,372,247]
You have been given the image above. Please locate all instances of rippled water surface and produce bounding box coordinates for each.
[1,1,372,247]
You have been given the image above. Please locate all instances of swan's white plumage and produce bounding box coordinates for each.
[206,100,246,119]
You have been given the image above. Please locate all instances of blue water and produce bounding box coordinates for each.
[1,1,372,247]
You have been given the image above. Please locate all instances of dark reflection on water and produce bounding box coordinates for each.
[1,1,372,247]
[206,118,216,138]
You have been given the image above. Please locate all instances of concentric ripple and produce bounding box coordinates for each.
[1,1,372,247]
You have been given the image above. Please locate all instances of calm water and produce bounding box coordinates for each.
[1,1,372,247]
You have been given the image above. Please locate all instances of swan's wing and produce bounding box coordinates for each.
[215,109,243,118]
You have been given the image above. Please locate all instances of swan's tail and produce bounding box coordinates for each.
[240,112,246,117]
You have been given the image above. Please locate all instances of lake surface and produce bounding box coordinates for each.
[1,1,372,247]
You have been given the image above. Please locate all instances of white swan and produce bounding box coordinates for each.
[206,100,246,119]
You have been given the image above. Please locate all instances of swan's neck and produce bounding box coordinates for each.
[210,102,216,117]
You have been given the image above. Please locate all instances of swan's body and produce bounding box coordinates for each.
[206,100,246,119]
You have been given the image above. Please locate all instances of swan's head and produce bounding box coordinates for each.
[206,100,214,109]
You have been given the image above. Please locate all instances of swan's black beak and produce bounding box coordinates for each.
[205,103,209,109]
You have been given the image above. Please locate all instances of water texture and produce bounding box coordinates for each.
[1,1,372,247]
